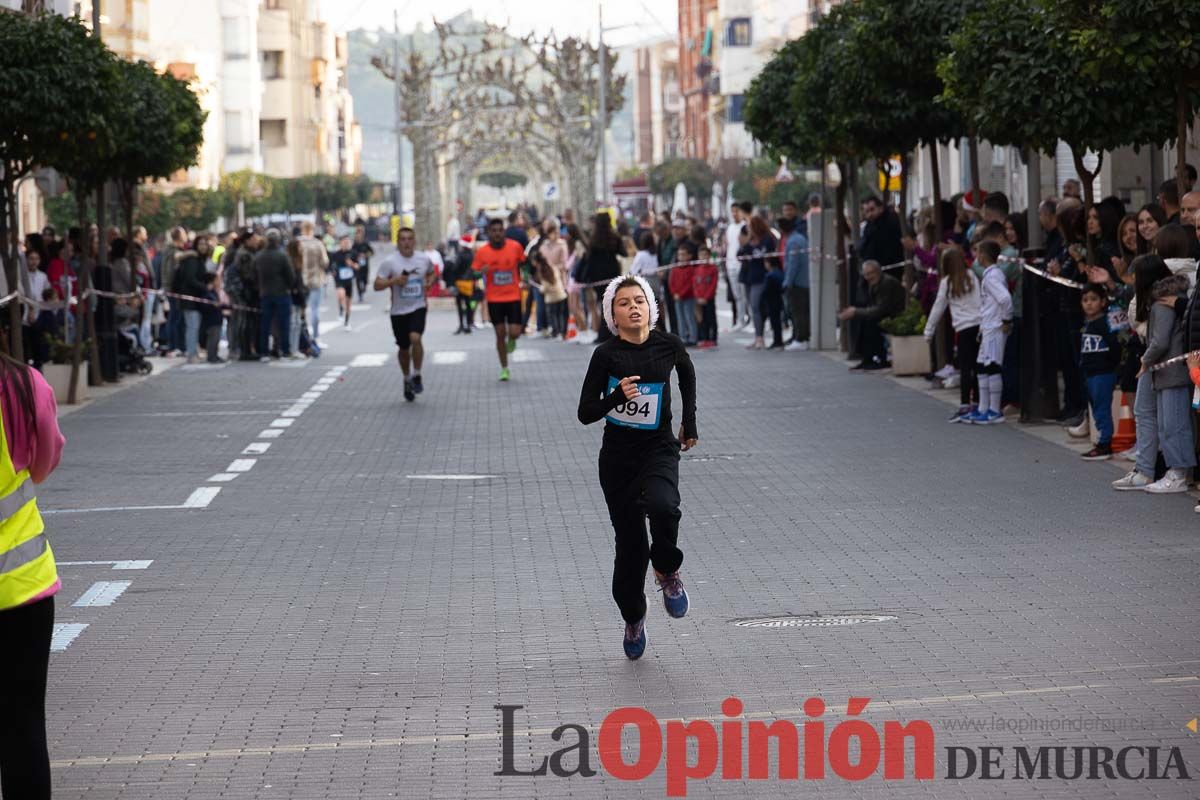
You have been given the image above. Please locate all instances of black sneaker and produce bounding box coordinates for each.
[411,374,424,394]
[403,378,416,402]
[1082,444,1113,461]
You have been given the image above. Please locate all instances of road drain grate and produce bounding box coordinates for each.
[732,614,897,628]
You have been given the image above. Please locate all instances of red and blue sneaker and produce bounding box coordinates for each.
[623,616,647,660]
[655,571,689,618]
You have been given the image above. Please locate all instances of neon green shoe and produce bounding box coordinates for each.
[506,337,517,354]
[499,367,510,381]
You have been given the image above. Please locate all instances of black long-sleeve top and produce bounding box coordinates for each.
[578,329,698,447]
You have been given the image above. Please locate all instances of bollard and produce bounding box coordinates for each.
[1018,258,1059,422]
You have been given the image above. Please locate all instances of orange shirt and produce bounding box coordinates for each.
[476,240,525,303]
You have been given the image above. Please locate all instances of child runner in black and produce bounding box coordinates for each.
[577,275,698,660]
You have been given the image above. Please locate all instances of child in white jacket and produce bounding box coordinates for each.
[924,245,982,422]
[968,240,1013,424]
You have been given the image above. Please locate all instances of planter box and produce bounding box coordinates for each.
[889,334,930,376]
[43,364,89,405]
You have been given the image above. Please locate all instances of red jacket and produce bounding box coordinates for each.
[668,263,695,299]
[693,262,718,302]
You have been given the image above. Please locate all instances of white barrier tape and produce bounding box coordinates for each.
[1007,256,1087,290]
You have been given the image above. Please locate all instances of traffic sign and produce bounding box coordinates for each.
[544,182,558,201]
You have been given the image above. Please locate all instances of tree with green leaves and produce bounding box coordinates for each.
[1059,0,1200,193]
[0,12,117,361]
[109,60,205,239]
[648,158,714,207]
[939,0,1176,264]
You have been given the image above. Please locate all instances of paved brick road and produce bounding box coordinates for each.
[38,266,1200,799]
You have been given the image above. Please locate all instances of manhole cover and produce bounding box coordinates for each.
[732,614,897,628]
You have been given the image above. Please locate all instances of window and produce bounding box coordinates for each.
[222,17,247,60]
[260,119,286,148]
[726,94,745,123]
[725,18,751,47]
[224,111,243,151]
[261,50,284,80]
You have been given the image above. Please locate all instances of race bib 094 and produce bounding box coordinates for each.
[605,377,664,430]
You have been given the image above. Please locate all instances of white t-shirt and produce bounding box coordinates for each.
[630,250,658,278]
[725,221,743,277]
[376,251,433,316]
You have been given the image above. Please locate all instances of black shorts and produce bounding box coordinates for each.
[390,307,427,349]
[488,301,522,327]
[336,279,354,295]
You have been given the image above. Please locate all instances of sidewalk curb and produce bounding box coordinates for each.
[55,356,183,419]
[816,350,1199,502]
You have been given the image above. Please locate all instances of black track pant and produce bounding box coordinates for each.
[0,595,53,800]
[599,441,684,624]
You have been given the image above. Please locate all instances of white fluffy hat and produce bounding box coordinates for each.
[602,275,660,335]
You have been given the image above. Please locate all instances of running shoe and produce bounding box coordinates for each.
[403,378,416,402]
[981,409,1005,424]
[506,338,517,354]
[499,367,510,382]
[623,616,647,660]
[655,571,689,618]
[963,409,990,425]
[411,374,424,394]
[948,405,973,423]
[1081,444,1112,461]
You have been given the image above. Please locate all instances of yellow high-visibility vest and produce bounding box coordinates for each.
[0,397,54,611]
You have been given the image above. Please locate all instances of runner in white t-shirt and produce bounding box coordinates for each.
[374,227,436,402]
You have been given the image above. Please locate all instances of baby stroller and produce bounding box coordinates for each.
[118,325,153,375]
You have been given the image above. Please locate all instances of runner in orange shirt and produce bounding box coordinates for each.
[474,218,528,381]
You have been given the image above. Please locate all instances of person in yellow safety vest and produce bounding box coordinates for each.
[0,355,65,800]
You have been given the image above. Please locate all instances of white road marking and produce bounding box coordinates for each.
[300,391,321,400]
[207,473,239,482]
[182,487,221,508]
[510,349,545,363]
[309,385,329,393]
[406,474,499,480]
[73,580,132,607]
[270,418,294,428]
[431,351,467,365]
[350,353,388,367]
[51,623,88,652]
[267,360,309,369]
[43,504,187,515]
[258,429,283,439]
[179,362,229,371]
[242,442,271,455]
[226,459,256,473]
[328,366,348,375]
[112,560,153,570]
[281,405,308,417]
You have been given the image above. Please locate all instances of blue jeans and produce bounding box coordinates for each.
[259,294,291,356]
[1085,372,1116,447]
[307,284,323,341]
[183,309,201,358]
[1157,385,1197,470]
[676,297,698,344]
[1133,372,1158,477]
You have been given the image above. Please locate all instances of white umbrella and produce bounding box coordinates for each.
[711,181,722,221]
[672,182,688,217]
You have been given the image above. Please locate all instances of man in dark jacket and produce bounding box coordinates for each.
[173,235,211,364]
[859,196,904,268]
[255,229,299,360]
[837,259,906,370]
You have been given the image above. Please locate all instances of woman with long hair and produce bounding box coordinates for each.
[0,352,66,798]
[588,214,623,344]
[923,246,982,421]
[1136,203,1168,252]
[565,223,590,340]
[738,215,778,350]
[577,275,697,659]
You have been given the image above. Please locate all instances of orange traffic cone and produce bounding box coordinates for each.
[566,316,578,340]
[1111,392,1136,453]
